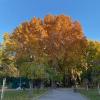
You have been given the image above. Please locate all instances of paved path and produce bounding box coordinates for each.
[39,88,87,100]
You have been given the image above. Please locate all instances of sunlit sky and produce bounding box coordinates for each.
[0,0,100,42]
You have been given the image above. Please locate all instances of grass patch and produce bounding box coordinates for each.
[79,89,100,100]
[0,88,47,100]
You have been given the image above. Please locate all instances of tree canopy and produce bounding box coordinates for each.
[1,15,100,85]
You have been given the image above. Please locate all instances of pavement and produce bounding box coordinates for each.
[38,88,88,100]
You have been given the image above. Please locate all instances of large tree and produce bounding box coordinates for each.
[0,33,18,77]
[8,15,87,86]
[0,33,18,100]
[84,41,100,86]
[42,15,87,82]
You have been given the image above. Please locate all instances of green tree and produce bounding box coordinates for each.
[0,33,18,100]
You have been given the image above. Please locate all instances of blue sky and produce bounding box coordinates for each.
[0,0,100,42]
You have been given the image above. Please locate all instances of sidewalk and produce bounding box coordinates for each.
[38,88,88,100]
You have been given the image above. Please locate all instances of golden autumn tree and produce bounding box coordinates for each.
[11,18,47,80]
[8,15,88,86]
[0,33,18,77]
[41,15,87,83]
[0,33,19,100]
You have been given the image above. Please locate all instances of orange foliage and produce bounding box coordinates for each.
[10,15,87,75]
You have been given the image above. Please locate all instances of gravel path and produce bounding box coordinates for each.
[39,88,87,100]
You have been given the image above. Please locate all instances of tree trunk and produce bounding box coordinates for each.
[41,80,44,89]
[63,73,66,87]
[86,84,89,91]
[29,80,33,98]
[73,78,78,92]
[1,78,6,100]
[97,83,100,95]
[51,79,55,88]
[19,77,22,88]
[97,83,100,89]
